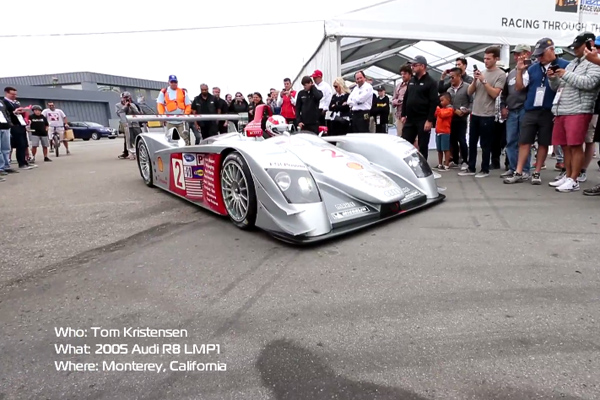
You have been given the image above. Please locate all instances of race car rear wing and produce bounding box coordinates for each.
[125,114,240,123]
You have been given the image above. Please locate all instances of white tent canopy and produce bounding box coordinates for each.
[294,0,600,94]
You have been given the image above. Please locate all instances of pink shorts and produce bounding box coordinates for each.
[552,114,593,146]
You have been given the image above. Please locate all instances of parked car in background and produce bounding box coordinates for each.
[70,122,117,140]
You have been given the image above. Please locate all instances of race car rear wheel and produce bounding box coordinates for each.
[137,139,154,187]
[221,151,257,229]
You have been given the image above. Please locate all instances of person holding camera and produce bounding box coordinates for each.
[504,38,570,185]
[546,32,600,193]
[115,91,142,160]
[295,76,323,134]
[500,44,532,179]
[278,78,297,125]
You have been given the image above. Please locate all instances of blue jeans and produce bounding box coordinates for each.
[554,145,564,163]
[0,128,10,171]
[468,115,495,173]
[506,108,530,173]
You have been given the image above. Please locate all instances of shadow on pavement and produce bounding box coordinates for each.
[256,339,588,400]
[256,338,428,400]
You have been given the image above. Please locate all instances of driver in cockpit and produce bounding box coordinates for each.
[264,115,293,137]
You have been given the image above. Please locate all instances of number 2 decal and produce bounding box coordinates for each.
[172,158,185,190]
[321,149,343,158]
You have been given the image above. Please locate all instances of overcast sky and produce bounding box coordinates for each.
[0,0,383,97]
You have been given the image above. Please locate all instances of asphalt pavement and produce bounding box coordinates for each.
[0,138,599,400]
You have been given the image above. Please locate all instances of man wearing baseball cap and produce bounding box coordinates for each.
[156,75,192,145]
[547,32,600,192]
[500,44,532,179]
[401,55,443,160]
[310,70,333,127]
[371,86,390,133]
[504,38,569,185]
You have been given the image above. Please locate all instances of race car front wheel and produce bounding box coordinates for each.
[221,151,257,229]
[137,139,154,187]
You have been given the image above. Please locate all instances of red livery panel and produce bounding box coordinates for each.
[202,153,227,215]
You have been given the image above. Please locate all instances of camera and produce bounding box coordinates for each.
[524,59,532,66]
[548,65,560,72]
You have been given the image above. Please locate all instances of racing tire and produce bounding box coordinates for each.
[136,139,154,188]
[91,132,100,140]
[221,151,257,229]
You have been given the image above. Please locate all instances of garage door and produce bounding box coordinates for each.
[49,101,110,126]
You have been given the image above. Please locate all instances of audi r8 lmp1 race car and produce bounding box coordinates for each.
[129,105,445,244]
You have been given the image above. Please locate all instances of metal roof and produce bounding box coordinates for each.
[0,71,166,90]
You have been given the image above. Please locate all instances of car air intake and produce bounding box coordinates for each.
[380,201,401,218]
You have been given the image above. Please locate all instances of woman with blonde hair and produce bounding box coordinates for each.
[328,77,351,136]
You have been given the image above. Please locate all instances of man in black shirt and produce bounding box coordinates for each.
[0,95,14,178]
[295,76,323,134]
[2,86,35,170]
[191,84,218,140]
[212,87,229,134]
[371,86,390,133]
[29,105,51,162]
[401,56,440,160]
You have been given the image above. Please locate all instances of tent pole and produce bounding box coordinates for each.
[500,44,510,69]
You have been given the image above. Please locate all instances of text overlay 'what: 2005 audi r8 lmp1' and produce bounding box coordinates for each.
[128,105,445,244]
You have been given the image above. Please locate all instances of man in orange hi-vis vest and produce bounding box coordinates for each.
[157,75,192,145]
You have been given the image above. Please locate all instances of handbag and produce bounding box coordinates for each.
[65,129,75,141]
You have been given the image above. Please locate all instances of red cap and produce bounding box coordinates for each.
[311,70,323,78]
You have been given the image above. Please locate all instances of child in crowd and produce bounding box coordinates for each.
[28,105,51,163]
[435,92,454,171]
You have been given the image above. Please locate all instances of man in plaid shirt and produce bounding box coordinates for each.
[391,64,412,136]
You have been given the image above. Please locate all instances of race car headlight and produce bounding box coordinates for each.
[267,169,321,204]
[403,151,433,178]
[274,172,292,191]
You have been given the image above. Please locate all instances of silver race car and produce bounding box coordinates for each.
[129,106,445,244]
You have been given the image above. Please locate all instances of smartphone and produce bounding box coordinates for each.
[524,59,532,66]
[473,65,478,71]
[549,65,560,72]
[587,39,593,50]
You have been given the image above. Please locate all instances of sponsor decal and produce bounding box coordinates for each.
[157,176,168,185]
[169,153,187,197]
[269,161,305,169]
[555,0,579,13]
[399,187,423,204]
[331,206,369,220]
[334,201,356,210]
[157,157,163,172]
[384,188,402,197]
[197,154,204,165]
[357,170,393,189]
[192,166,204,178]
[183,153,197,166]
[184,166,192,178]
[346,162,363,170]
